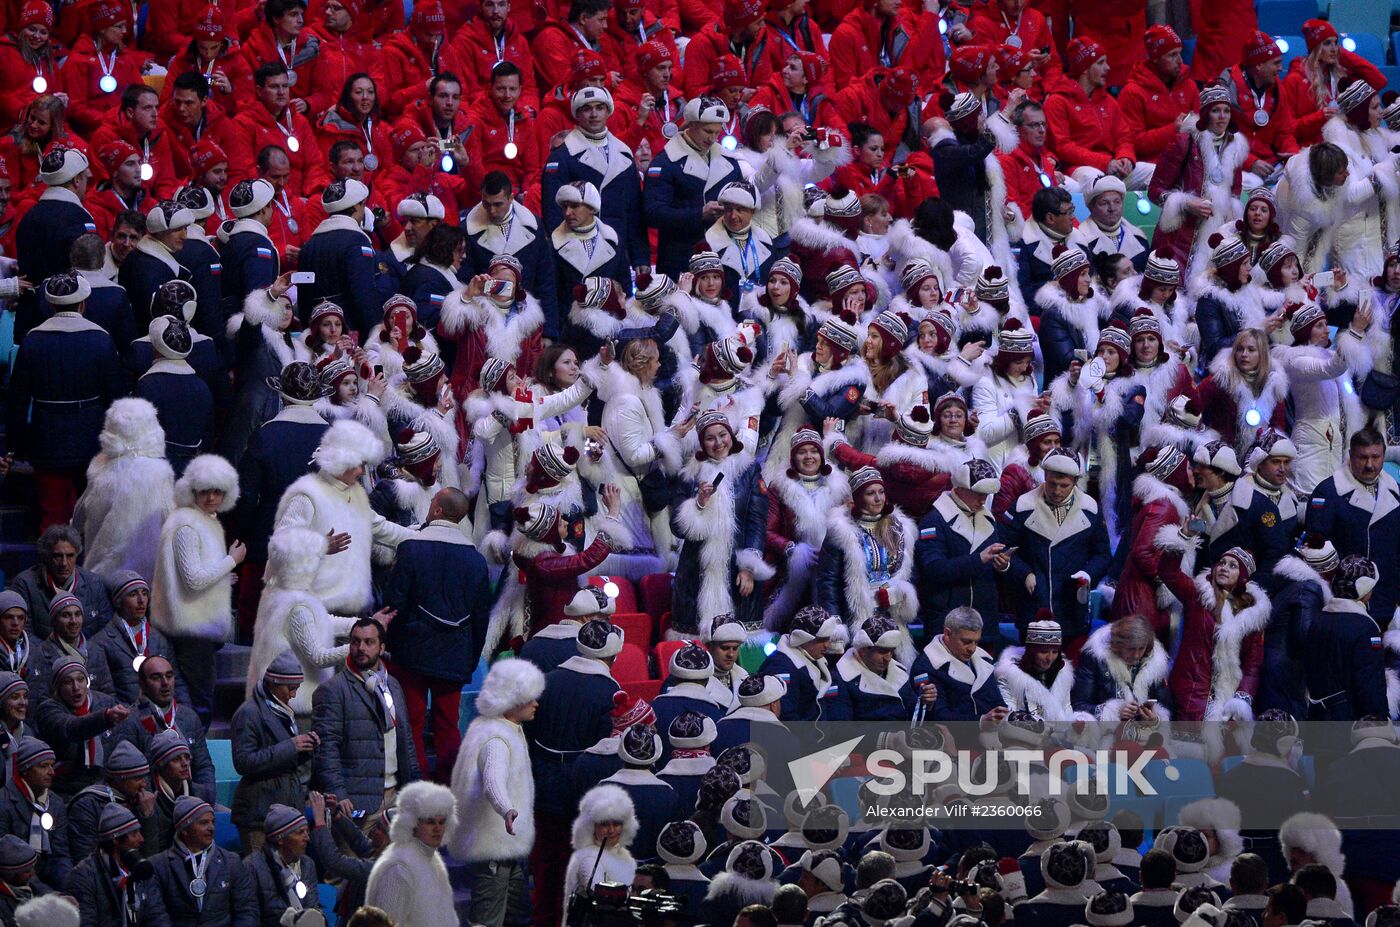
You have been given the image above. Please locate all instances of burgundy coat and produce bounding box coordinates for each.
[516,536,613,634]
[1111,475,1190,637]
[830,440,952,521]
[1149,127,1247,277]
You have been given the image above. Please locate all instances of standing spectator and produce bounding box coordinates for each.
[909,607,1007,724]
[230,654,314,854]
[563,784,639,916]
[1304,557,1388,723]
[7,526,112,639]
[312,618,421,816]
[1225,32,1299,189]
[0,737,69,891]
[89,577,183,706]
[67,803,170,926]
[1070,616,1171,747]
[1118,27,1201,164]
[449,657,544,927]
[1070,174,1149,272]
[364,781,460,927]
[230,63,327,199]
[1110,445,1193,634]
[135,312,218,475]
[296,178,389,338]
[448,0,539,105]
[6,272,123,531]
[1213,431,1299,591]
[379,2,466,118]
[246,804,324,925]
[148,796,258,926]
[383,488,494,782]
[914,459,1009,635]
[109,655,213,803]
[829,0,943,93]
[14,147,96,335]
[1044,38,1149,190]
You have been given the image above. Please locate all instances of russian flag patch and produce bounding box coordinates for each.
[920,527,938,540]
[1310,497,1326,508]
[84,223,96,232]
[430,293,444,304]
[209,262,221,276]
[822,684,839,698]
[256,247,273,259]
[1372,636,1384,649]
[360,246,374,258]
[545,161,560,172]
[775,673,791,683]
[647,165,663,175]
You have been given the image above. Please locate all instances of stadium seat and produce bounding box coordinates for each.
[739,640,770,674]
[1070,191,1089,222]
[623,678,664,704]
[639,573,673,624]
[318,883,338,916]
[586,574,639,613]
[612,642,651,682]
[1274,36,1308,72]
[1329,0,1391,44]
[458,691,480,732]
[611,611,657,651]
[213,810,242,853]
[208,739,236,808]
[1381,65,1400,94]
[1257,0,1323,37]
[1181,38,1196,64]
[1341,33,1388,69]
[828,775,862,820]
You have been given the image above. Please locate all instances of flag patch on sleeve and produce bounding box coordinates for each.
[255,247,273,259]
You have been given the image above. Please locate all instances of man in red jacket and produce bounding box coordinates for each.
[89,85,182,200]
[450,0,541,109]
[1188,0,1256,83]
[681,0,771,99]
[145,0,235,60]
[600,0,677,84]
[157,6,255,118]
[241,0,321,116]
[1044,36,1150,190]
[1067,0,1145,90]
[1117,26,1201,163]
[60,0,152,138]
[380,1,466,118]
[613,41,683,158]
[947,44,1002,116]
[188,140,233,231]
[964,0,1060,89]
[833,66,921,166]
[1224,31,1299,188]
[466,62,543,210]
[230,61,330,198]
[762,0,829,83]
[531,0,618,97]
[303,0,385,118]
[996,99,1062,223]
[162,72,241,182]
[377,123,473,226]
[829,0,943,92]
[400,73,475,174]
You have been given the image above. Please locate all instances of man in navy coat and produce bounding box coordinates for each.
[642,96,743,280]
[1214,430,1299,593]
[134,313,214,475]
[174,185,230,346]
[827,616,921,722]
[382,488,494,782]
[71,233,137,361]
[1305,556,1389,726]
[463,174,558,334]
[703,180,782,309]
[756,606,840,722]
[296,178,394,338]
[914,458,1011,642]
[542,87,650,274]
[117,199,194,330]
[15,147,97,340]
[910,606,1008,724]
[1304,428,1400,628]
[549,180,632,341]
[219,179,281,327]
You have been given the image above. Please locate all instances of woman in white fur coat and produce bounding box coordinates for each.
[379,346,462,489]
[995,618,1076,723]
[366,780,461,927]
[738,258,821,362]
[312,353,392,458]
[564,784,639,919]
[971,318,1042,470]
[364,294,442,382]
[150,453,243,721]
[449,658,544,927]
[71,398,175,582]
[245,526,395,716]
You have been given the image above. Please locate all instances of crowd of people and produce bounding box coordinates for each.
[1,0,1400,924]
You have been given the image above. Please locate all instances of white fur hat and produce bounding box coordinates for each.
[658,820,706,865]
[571,85,614,116]
[98,397,166,459]
[175,454,240,511]
[1279,812,1345,876]
[397,192,445,220]
[1176,798,1242,868]
[230,178,276,218]
[266,527,328,592]
[573,784,638,850]
[146,199,196,234]
[555,180,601,213]
[475,658,545,719]
[1025,793,1072,842]
[1085,173,1127,204]
[322,178,369,213]
[389,781,458,844]
[37,147,89,187]
[14,896,79,927]
[313,419,386,476]
[683,96,729,125]
[721,789,767,839]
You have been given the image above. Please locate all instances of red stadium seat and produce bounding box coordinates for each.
[639,573,673,624]
[623,679,663,704]
[612,643,651,683]
[653,638,699,678]
[586,574,639,614]
[611,612,657,651]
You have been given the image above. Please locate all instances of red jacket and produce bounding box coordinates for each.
[1187,0,1255,83]
[993,462,1038,520]
[531,23,617,99]
[449,18,540,109]
[1110,477,1188,636]
[160,101,240,182]
[1148,128,1244,273]
[314,106,396,185]
[829,5,943,91]
[965,2,1061,93]
[266,189,312,263]
[1194,370,1287,450]
[145,0,245,60]
[307,0,405,45]
[1117,61,1200,162]
[679,0,722,36]
[750,76,845,135]
[240,26,321,109]
[159,39,256,117]
[1067,0,1145,89]
[379,32,467,118]
[1225,66,1299,172]
[376,162,472,226]
[599,14,678,85]
[302,22,385,119]
[400,96,475,149]
[229,104,329,198]
[465,99,543,211]
[60,35,153,138]
[1279,52,1387,147]
[996,140,1058,221]
[761,14,830,82]
[0,37,62,129]
[1043,76,1133,174]
[831,163,921,217]
[515,537,614,633]
[0,132,88,204]
[680,25,774,99]
[612,79,686,158]
[832,70,916,159]
[88,116,181,199]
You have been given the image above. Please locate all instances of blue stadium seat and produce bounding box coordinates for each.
[828,776,862,820]
[1328,0,1392,44]
[1382,65,1400,94]
[213,810,242,853]
[1257,0,1323,37]
[1141,758,1214,810]
[1070,191,1089,222]
[1274,36,1308,72]
[1341,33,1387,68]
[1182,37,1196,65]
[319,883,338,915]
[208,739,237,808]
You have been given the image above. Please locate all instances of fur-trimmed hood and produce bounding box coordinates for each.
[1081,621,1171,695]
[174,453,239,511]
[995,647,1076,722]
[1273,555,1333,602]
[573,783,639,850]
[390,780,459,844]
[475,657,546,719]
[97,398,166,460]
[1278,812,1345,876]
[1131,473,1190,519]
[1035,279,1109,349]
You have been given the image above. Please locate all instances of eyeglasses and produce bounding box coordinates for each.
[1021,121,1047,129]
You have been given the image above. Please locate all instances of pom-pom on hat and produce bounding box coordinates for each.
[997,317,1036,356]
[577,618,625,659]
[896,404,934,447]
[697,338,754,384]
[824,186,863,220]
[610,689,656,733]
[634,271,678,311]
[868,310,912,360]
[1288,301,1327,344]
[1297,532,1341,574]
[528,443,579,491]
[1025,617,1062,646]
[1144,249,1181,286]
[1051,243,1090,283]
[816,313,861,357]
[1128,308,1162,342]
[976,264,1011,302]
[394,428,441,483]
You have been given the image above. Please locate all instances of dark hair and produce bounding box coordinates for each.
[1032,185,1074,224]
[958,844,997,877]
[345,908,395,927]
[265,0,308,24]
[350,617,385,643]
[70,233,105,271]
[414,223,466,266]
[1012,99,1044,125]
[172,70,210,99]
[741,109,780,149]
[568,0,610,20]
[1093,250,1130,286]
[336,72,379,119]
[634,863,670,889]
[256,144,289,175]
[533,343,577,389]
[254,60,290,87]
[1351,426,1386,453]
[737,905,777,927]
[113,209,146,236]
[120,84,156,112]
[480,170,515,198]
[1230,853,1269,895]
[1265,884,1307,924]
[1308,142,1348,195]
[1292,862,1336,899]
[490,61,522,83]
[1138,848,1176,889]
[328,140,363,167]
[978,888,1006,927]
[429,72,463,96]
[855,851,896,889]
[848,121,882,150]
[771,885,807,924]
[912,198,956,250]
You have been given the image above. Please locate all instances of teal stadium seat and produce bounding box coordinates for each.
[1256,0,1325,37]
[1328,0,1392,44]
[1340,33,1388,69]
[208,739,236,808]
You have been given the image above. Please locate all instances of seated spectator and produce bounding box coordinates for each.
[0,738,69,891]
[64,741,157,865]
[149,796,258,924]
[246,803,324,925]
[89,574,185,706]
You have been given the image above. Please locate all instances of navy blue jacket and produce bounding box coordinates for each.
[398,259,457,330]
[118,240,190,330]
[824,650,917,721]
[551,224,633,344]
[642,138,742,280]
[1195,288,1249,373]
[219,224,280,326]
[1215,478,1298,594]
[701,221,783,311]
[523,656,620,817]
[296,217,393,337]
[757,641,834,722]
[148,843,257,927]
[463,203,560,339]
[517,625,580,675]
[135,363,215,475]
[1257,556,1326,719]
[1001,488,1113,640]
[601,769,677,861]
[909,636,1005,722]
[1303,599,1388,722]
[382,521,494,684]
[6,313,123,470]
[914,493,1006,635]
[930,130,997,241]
[129,334,230,415]
[1304,469,1400,627]
[230,406,329,562]
[14,189,96,340]
[1034,290,1101,387]
[75,275,138,363]
[1315,746,1400,884]
[542,132,649,270]
[175,233,227,345]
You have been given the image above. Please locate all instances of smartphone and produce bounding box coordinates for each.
[486,278,516,301]
[1072,348,1089,363]
[373,364,384,377]
[1187,517,1207,535]
[1312,270,1335,288]
[290,271,316,285]
[350,810,367,820]
[1141,700,1157,710]
[710,471,725,490]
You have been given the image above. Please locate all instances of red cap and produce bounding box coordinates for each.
[949,44,993,83]
[1302,18,1338,52]
[570,48,608,88]
[390,122,428,156]
[91,0,128,30]
[96,138,140,175]
[881,67,918,108]
[336,0,365,16]
[793,50,824,86]
[20,0,53,28]
[1243,31,1281,68]
[710,53,747,91]
[634,39,671,76]
[189,140,228,175]
[614,0,645,12]
[1065,36,1106,78]
[1143,24,1181,61]
[723,0,764,30]
[412,0,446,31]
[995,43,1027,78]
[192,6,226,40]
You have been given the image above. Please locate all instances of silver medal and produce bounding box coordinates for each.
[40,812,52,830]
[190,878,207,898]
[295,881,307,900]
[503,141,518,160]
[287,69,298,87]
[1037,171,1051,188]
[99,74,118,94]
[662,121,678,139]
[441,152,455,172]
[288,218,299,235]
[132,655,146,672]
[364,154,379,171]
[140,163,154,182]
[721,134,738,151]
[1254,108,1269,127]
[32,76,46,93]
[287,136,300,153]
[1006,33,1022,48]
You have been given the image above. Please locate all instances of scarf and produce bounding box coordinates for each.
[140,699,180,737]
[1040,223,1068,244]
[0,881,31,904]
[104,851,139,926]
[13,776,50,854]
[1357,474,1381,498]
[72,695,104,768]
[1049,490,1074,525]
[345,659,397,732]
[266,846,306,912]
[52,632,86,660]
[1252,472,1284,504]
[157,773,190,808]
[857,512,883,529]
[671,748,710,760]
[0,636,28,677]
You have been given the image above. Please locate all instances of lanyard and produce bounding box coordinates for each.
[275,191,293,221]
[361,117,374,156]
[737,234,758,287]
[96,46,118,82]
[276,38,298,71]
[794,92,810,124]
[661,91,672,124]
[120,619,147,660]
[1000,7,1024,43]
[277,111,301,152]
[182,846,211,911]
[493,31,506,62]
[0,637,23,674]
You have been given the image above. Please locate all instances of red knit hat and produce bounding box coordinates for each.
[573,49,608,87]
[1243,31,1282,68]
[611,691,656,735]
[391,122,427,157]
[614,0,644,12]
[635,40,671,77]
[995,44,1028,80]
[1143,25,1181,61]
[792,50,824,87]
[949,44,994,84]
[193,6,226,41]
[710,54,747,91]
[880,67,918,108]
[188,140,228,175]
[1065,36,1106,78]
[1302,18,1338,52]
[412,0,446,31]
[20,0,53,28]
[723,0,764,30]
[96,139,140,175]
[91,0,128,30]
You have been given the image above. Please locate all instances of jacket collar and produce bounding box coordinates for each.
[661,133,737,194]
[704,220,772,278]
[920,633,994,689]
[1330,465,1400,523]
[835,648,908,697]
[1017,486,1095,544]
[932,491,995,549]
[135,236,183,275]
[562,129,634,186]
[416,521,472,546]
[31,312,104,335]
[269,404,328,426]
[313,212,371,241]
[551,221,619,275]
[560,654,616,678]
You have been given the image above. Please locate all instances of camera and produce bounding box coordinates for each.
[567,883,686,927]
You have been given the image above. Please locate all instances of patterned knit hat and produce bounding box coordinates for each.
[1023,411,1061,445]
[1337,76,1377,116]
[869,310,912,361]
[976,265,1010,303]
[669,643,714,681]
[901,258,941,300]
[104,742,150,779]
[657,820,706,865]
[689,249,724,277]
[1066,37,1106,78]
[1051,244,1090,283]
[634,272,677,312]
[696,408,743,455]
[697,338,754,384]
[945,91,980,124]
[1302,17,1339,51]
[816,314,861,357]
[849,466,885,495]
[265,804,308,843]
[768,257,802,292]
[1333,555,1378,601]
[393,429,441,483]
[1144,249,1181,286]
[529,444,579,490]
[514,502,560,542]
[1288,301,1327,344]
[619,723,662,766]
[402,346,445,386]
[897,405,935,446]
[1025,618,1062,646]
[1128,308,1161,341]
[668,711,717,749]
[921,307,956,355]
[1198,82,1231,114]
[610,690,656,733]
[1141,444,1188,482]
[1297,532,1340,574]
[1208,232,1249,274]
[578,619,625,659]
[1096,320,1132,366]
[1085,891,1134,927]
[1144,25,1182,60]
[825,263,868,303]
[854,616,902,650]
